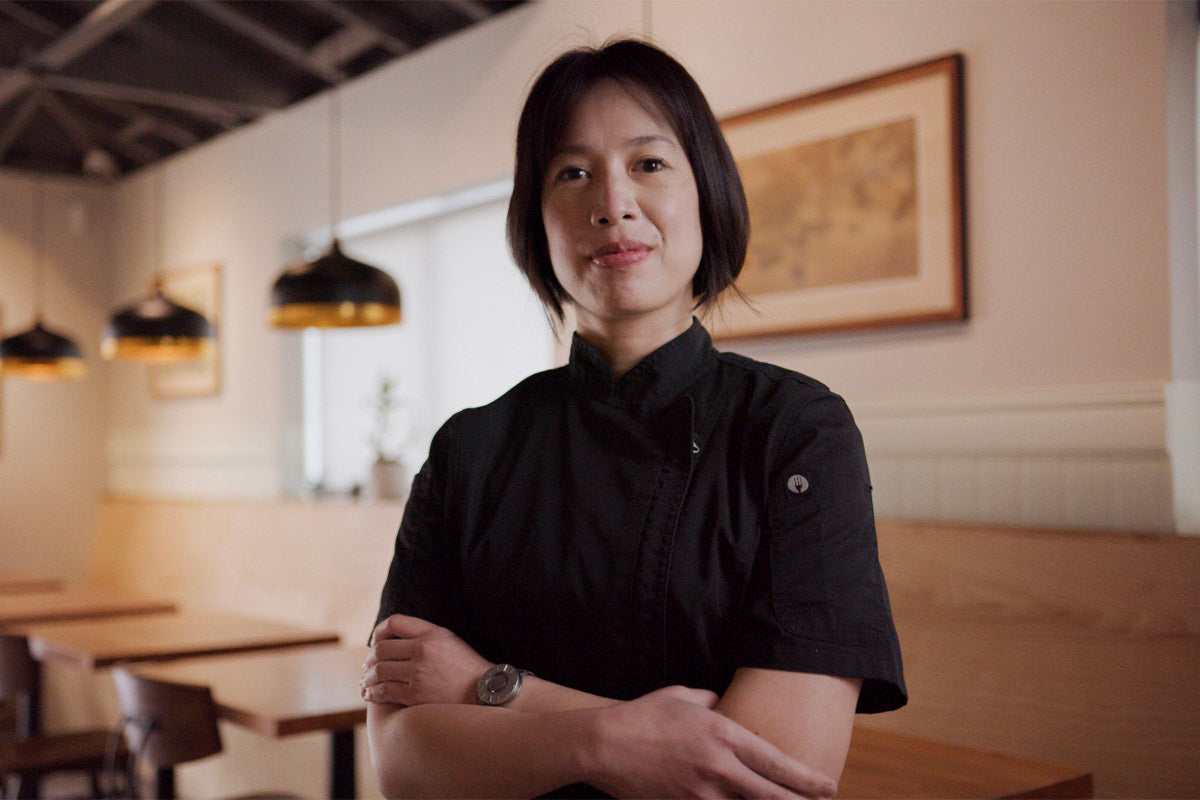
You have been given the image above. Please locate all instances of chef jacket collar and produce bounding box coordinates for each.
[567,318,718,410]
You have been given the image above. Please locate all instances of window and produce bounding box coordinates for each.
[301,181,555,493]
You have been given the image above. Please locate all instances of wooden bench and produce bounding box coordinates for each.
[90,500,1200,797]
[868,520,1200,798]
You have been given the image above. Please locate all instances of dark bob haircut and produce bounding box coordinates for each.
[506,39,749,322]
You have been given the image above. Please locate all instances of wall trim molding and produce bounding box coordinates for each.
[850,381,1166,458]
[847,381,1173,532]
[105,425,282,498]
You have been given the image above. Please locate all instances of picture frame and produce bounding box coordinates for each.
[149,262,222,399]
[708,54,966,340]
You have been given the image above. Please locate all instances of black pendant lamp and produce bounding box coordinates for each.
[0,179,87,381]
[269,70,400,329]
[102,172,215,363]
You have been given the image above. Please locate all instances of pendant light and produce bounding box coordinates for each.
[0,179,87,381]
[269,67,401,328]
[101,171,215,363]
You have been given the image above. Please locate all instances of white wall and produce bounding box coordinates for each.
[1,0,1184,585]
[0,172,112,579]
[103,0,1179,531]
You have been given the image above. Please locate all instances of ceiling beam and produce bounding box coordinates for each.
[0,92,40,163]
[34,0,157,70]
[310,1,411,57]
[0,0,63,38]
[78,115,160,165]
[183,0,345,84]
[118,113,198,149]
[310,23,380,72]
[0,0,157,107]
[37,73,272,127]
[69,92,201,148]
[444,1,492,23]
[31,87,97,153]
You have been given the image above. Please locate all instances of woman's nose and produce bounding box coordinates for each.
[590,174,638,226]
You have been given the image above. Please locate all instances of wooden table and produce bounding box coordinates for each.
[15,610,340,669]
[1,586,175,739]
[841,725,1093,799]
[0,572,61,594]
[131,645,369,799]
[0,585,175,628]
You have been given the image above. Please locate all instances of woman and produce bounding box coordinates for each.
[363,39,906,799]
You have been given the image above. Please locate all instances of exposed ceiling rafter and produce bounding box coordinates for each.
[0,0,524,178]
[310,1,412,58]
[183,0,345,85]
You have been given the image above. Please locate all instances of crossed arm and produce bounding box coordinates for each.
[362,614,860,799]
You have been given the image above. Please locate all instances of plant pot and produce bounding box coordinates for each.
[370,460,410,501]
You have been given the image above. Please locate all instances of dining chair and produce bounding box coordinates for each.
[0,634,126,800]
[111,669,295,800]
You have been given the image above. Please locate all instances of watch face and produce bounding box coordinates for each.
[477,663,522,705]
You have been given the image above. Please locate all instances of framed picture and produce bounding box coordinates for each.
[708,54,965,340]
[149,263,222,399]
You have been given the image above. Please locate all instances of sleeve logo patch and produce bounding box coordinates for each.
[787,474,810,495]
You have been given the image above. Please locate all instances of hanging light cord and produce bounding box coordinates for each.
[152,169,165,287]
[329,62,342,240]
[32,178,45,321]
[642,0,653,41]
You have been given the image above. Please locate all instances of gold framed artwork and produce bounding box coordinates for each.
[709,54,965,340]
[149,263,222,399]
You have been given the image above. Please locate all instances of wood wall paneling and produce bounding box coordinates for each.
[870,520,1200,798]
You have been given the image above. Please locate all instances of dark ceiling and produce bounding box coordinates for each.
[0,0,523,179]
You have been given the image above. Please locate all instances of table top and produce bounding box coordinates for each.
[840,725,1093,799]
[0,572,62,594]
[0,584,176,627]
[15,610,341,669]
[129,644,370,737]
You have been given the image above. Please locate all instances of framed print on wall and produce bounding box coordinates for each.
[149,263,222,399]
[708,54,966,340]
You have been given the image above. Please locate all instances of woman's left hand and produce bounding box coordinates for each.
[362,614,492,706]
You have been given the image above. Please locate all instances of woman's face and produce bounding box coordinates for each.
[541,79,703,335]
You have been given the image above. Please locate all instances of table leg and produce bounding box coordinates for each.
[11,653,39,798]
[16,660,42,738]
[329,729,355,799]
[155,766,176,800]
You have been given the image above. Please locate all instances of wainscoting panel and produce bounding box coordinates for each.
[853,382,1173,532]
[105,424,284,498]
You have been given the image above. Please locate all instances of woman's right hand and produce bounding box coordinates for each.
[581,685,838,800]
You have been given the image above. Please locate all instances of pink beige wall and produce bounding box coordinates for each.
[0,1,1186,585]
[0,173,112,579]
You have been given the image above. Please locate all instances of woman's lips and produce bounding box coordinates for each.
[590,242,651,269]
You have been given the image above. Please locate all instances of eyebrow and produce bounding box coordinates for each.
[552,134,678,158]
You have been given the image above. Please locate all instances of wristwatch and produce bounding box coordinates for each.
[476,663,527,706]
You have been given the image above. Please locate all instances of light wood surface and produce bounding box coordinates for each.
[871,520,1200,799]
[0,584,175,627]
[16,610,340,669]
[90,498,1200,798]
[0,572,61,594]
[841,725,1092,799]
[128,645,369,737]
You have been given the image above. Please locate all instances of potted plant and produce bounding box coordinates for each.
[366,375,410,500]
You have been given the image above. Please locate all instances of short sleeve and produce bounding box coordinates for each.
[372,416,467,643]
[734,393,906,713]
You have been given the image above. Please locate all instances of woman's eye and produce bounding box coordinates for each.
[556,166,587,182]
[638,157,666,173]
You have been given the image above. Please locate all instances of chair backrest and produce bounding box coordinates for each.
[0,635,38,700]
[111,669,222,768]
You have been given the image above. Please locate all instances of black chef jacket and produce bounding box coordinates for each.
[374,319,906,794]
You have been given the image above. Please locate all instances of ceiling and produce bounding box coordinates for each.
[0,0,523,180]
